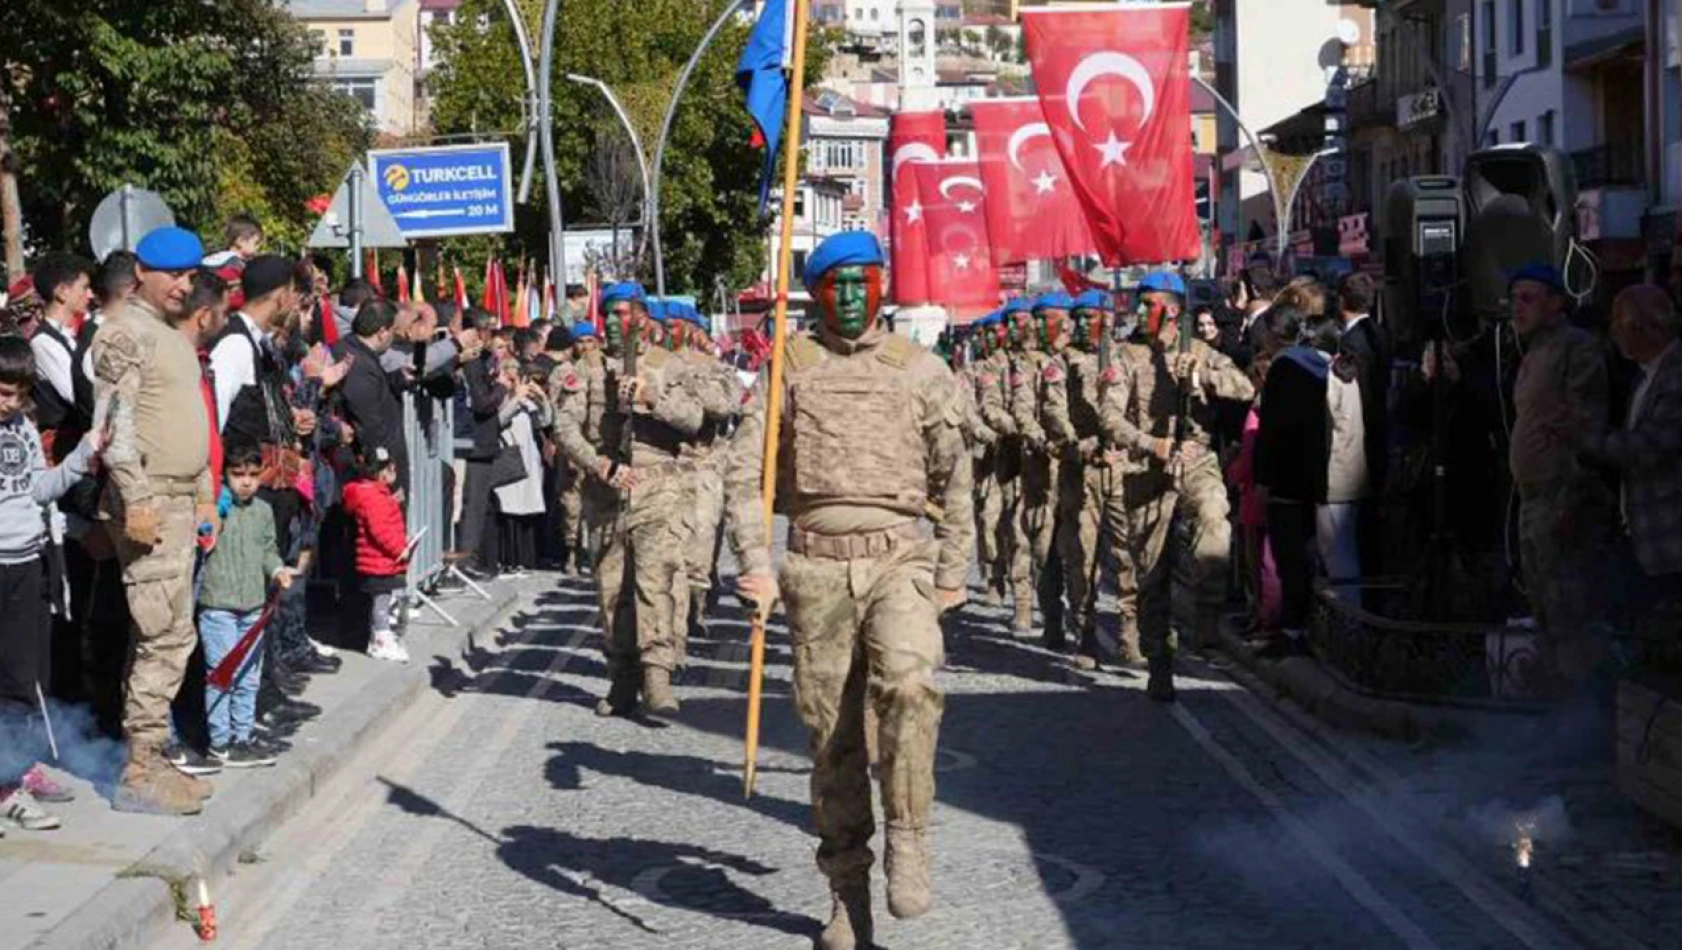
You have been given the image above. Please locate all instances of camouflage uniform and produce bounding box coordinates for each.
[546,354,587,569]
[673,347,745,661]
[726,327,972,904]
[553,344,710,710]
[962,355,1003,600]
[94,296,215,812]
[979,350,1030,625]
[1040,346,1132,660]
[1011,345,1063,636]
[1098,338,1253,664]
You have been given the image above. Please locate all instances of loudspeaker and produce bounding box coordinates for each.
[1461,145,1577,318]
[1383,176,1464,349]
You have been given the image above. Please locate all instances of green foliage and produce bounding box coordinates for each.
[428,0,836,296]
[0,0,371,255]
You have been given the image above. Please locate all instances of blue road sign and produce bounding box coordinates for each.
[368,143,514,239]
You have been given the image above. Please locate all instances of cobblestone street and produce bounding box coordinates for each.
[140,568,1673,950]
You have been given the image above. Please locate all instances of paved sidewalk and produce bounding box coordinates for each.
[1,574,528,950]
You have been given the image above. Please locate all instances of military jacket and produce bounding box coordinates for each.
[1097,337,1254,461]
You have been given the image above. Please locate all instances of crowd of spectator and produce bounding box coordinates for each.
[0,216,619,829]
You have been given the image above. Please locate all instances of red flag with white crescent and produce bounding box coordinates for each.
[888,111,946,306]
[1022,5,1199,266]
[970,97,1097,265]
[909,159,1000,321]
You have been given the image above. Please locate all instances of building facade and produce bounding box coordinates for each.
[288,0,422,138]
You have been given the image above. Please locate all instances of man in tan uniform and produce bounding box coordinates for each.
[980,299,1036,631]
[552,288,715,716]
[1099,272,1253,701]
[959,315,1001,601]
[548,321,600,573]
[728,233,971,950]
[1013,294,1076,643]
[95,227,216,815]
[1506,264,1611,685]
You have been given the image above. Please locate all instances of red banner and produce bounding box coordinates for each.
[970,97,1097,265]
[888,111,947,306]
[1022,5,1199,266]
[910,160,1000,321]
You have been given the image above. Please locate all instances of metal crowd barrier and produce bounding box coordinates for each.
[401,389,486,624]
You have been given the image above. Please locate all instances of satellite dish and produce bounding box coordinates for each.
[89,186,175,262]
[1335,18,1362,47]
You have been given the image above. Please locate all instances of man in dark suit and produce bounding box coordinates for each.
[1336,272,1390,574]
[1580,284,1682,622]
[336,300,408,494]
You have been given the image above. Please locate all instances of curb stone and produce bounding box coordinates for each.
[25,586,525,950]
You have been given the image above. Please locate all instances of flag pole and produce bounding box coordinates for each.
[744,0,811,800]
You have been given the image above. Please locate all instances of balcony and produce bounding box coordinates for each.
[1347,77,1393,130]
[1571,139,1644,189]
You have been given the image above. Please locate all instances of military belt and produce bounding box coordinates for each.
[790,522,920,561]
[146,474,203,497]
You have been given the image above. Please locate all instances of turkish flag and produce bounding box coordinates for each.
[888,111,946,306]
[970,97,1097,265]
[1022,5,1199,266]
[910,160,1000,322]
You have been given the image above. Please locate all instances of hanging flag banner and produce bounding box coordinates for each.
[909,159,1000,320]
[369,143,515,239]
[1022,5,1199,266]
[888,111,947,306]
[970,97,1098,265]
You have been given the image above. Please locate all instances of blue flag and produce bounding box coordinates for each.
[736,0,792,213]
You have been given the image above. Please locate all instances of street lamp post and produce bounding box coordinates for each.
[494,0,540,203]
[538,0,567,285]
[566,74,655,275]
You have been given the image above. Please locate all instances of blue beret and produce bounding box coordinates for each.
[802,232,884,293]
[571,321,598,338]
[1073,289,1111,312]
[600,281,646,310]
[1033,291,1074,312]
[1001,297,1034,317]
[134,226,205,271]
[683,306,709,329]
[645,299,669,322]
[976,311,1000,326]
[1508,263,1566,294]
[1138,271,1187,296]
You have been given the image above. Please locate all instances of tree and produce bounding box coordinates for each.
[0,0,370,255]
[427,0,835,296]
[584,130,644,264]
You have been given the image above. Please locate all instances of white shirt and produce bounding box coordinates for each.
[29,315,77,406]
[79,312,104,387]
[1342,313,1370,335]
[209,312,266,433]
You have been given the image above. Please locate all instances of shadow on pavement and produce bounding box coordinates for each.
[544,740,811,831]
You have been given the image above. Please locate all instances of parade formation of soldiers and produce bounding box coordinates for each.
[537,229,1251,949]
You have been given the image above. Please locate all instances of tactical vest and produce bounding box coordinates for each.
[783,332,925,507]
[212,316,297,450]
[31,321,82,440]
[97,299,210,481]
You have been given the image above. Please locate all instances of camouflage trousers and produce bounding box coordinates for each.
[1097,475,1142,660]
[558,465,584,559]
[1020,450,1062,630]
[1121,455,1230,661]
[996,461,1028,605]
[114,494,199,749]
[1517,480,1612,685]
[1055,460,1116,647]
[589,469,688,687]
[972,453,1002,592]
[782,538,944,882]
[671,458,725,663]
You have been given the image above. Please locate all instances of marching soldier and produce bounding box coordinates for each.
[94,227,218,815]
[727,232,971,950]
[960,314,1002,603]
[981,299,1034,631]
[552,286,709,717]
[1012,293,1073,642]
[549,321,601,573]
[1098,272,1254,701]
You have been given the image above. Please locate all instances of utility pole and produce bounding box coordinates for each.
[0,97,24,282]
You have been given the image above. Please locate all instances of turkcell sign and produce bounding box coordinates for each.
[368,143,514,239]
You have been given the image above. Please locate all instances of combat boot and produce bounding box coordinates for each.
[884,824,932,919]
[641,666,680,717]
[113,745,203,816]
[1146,655,1177,703]
[816,875,873,950]
[1012,599,1034,634]
[594,674,640,718]
[165,762,215,800]
[1072,623,1101,671]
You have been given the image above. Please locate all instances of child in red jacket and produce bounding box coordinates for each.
[342,446,410,663]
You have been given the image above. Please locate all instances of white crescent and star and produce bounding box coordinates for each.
[938,175,984,214]
[1064,51,1157,170]
[891,142,941,179]
[1006,122,1051,171]
[904,199,923,224]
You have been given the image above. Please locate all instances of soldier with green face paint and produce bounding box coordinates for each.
[726,232,971,950]
[1011,292,1073,644]
[962,313,1007,603]
[981,299,1034,629]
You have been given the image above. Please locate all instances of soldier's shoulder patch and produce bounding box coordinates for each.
[978,372,997,387]
[1100,365,1121,385]
[1041,361,1064,383]
[560,372,583,393]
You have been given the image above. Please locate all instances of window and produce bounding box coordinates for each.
[1536,0,1552,68]
[1538,110,1555,145]
[1510,119,1527,143]
[337,28,355,57]
[330,78,377,114]
[794,191,806,218]
[1481,2,1497,86]
[1457,14,1472,71]
[1485,128,1500,147]
[870,8,878,21]
[1508,0,1524,57]
[792,250,808,283]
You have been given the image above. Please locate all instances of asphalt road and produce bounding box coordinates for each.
[143,570,1594,950]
